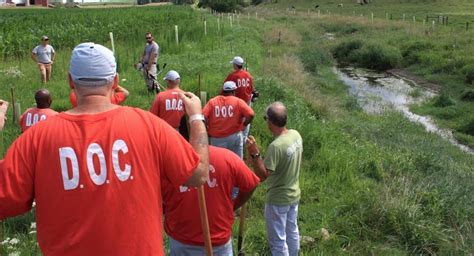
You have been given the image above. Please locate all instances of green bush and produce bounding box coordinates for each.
[457,118,474,136]
[198,0,245,12]
[350,43,402,71]
[432,93,456,107]
[460,89,474,102]
[401,41,434,66]
[299,47,332,73]
[461,65,474,84]
[331,39,363,61]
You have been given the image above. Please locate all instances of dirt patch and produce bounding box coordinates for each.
[388,68,442,93]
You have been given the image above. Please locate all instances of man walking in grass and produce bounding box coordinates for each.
[203,81,255,159]
[0,42,209,255]
[247,102,303,256]
[224,56,257,139]
[150,70,185,130]
[0,100,8,131]
[32,35,56,83]
[19,89,58,132]
[139,32,160,93]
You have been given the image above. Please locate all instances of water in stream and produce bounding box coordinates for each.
[335,66,474,154]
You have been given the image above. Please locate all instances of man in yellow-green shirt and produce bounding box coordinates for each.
[247,101,303,256]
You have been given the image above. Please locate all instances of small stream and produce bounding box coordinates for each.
[335,66,474,154]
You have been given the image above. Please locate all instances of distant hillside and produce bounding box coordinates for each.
[259,0,474,24]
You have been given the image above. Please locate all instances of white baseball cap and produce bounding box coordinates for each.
[163,70,180,81]
[41,35,49,41]
[69,43,116,87]
[230,56,244,66]
[223,81,237,91]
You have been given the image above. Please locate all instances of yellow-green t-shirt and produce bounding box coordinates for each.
[264,129,303,205]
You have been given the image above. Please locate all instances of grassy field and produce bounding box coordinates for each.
[1,1,474,255]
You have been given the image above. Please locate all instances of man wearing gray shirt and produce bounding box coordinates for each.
[32,35,56,83]
[140,32,160,93]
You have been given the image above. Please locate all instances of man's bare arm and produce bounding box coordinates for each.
[246,135,271,181]
[180,92,209,187]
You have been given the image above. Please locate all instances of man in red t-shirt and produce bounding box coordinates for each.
[69,84,129,107]
[203,81,254,159]
[163,145,260,255]
[19,89,58,132]
[0,43,209,256]
[223,56,257,140]
[150,70,185,130]
[223,56,254,105]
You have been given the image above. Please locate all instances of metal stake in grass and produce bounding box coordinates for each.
[109,32,115,55]
[10,87,17,123]
[175,25,179,45]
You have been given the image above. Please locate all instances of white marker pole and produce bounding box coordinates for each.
[204,20,207,36]
[175,25,179,45]
[371,12,374,24]
[217,18,220,32]
[109,32,115,55]
[432,20,435,30]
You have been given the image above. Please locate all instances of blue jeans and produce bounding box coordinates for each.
[264,203,300,256]
[209,131,243,159]
[169,237,233,256]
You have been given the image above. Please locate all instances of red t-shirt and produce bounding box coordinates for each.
[149,88,185,129]
[0,107,199,256]
[19,107,58,132]
[222,69,254,104]
[203,96,254,138]
[163,146,259,246]
[69,90,126,107]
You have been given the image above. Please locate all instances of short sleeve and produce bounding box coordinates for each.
[239,100,254,118]
[202,101,211,120]
[157,120,200,186]
[149,95,160,116]
[0,132,35,219]
[263,143,279,172]
[228,153,259,192]
[152,44,159,55]
[50,46,55,54]
[32,46,38,54]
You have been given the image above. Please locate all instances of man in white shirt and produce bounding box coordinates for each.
[32,35,56,83]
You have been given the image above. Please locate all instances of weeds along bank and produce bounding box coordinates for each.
[258,0,474,148]
[248,9,474,254]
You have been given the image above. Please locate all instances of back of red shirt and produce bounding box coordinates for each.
[0,107,199,256]
[223,69,254,104]
[19,107,58,132]
[149,88,185,129]
[163,146,259,246]
[203,96,254,138]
